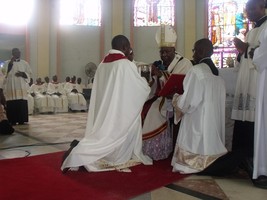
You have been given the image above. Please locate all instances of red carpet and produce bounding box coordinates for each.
[0,152,187,200]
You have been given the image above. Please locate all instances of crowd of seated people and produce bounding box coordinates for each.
[27,75,91,115]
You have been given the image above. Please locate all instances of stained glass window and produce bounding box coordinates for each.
[60,0,101,26]
[208,0,251,68]
[134,0,175,26]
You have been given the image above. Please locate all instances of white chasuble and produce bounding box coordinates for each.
[62,50,152,172]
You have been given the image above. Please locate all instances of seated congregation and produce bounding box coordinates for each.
[28,75,89,114]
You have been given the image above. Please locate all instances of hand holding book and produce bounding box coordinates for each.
[158,74,185,97]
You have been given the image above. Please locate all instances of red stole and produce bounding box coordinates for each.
[103,53,127,63]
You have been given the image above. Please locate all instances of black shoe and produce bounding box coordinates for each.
[62,139,79,174]
[253,175,267,189]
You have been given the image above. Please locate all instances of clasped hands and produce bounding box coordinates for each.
[15,71,27,78]
[233,37,257,59]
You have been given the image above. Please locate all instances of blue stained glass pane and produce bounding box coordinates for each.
[208,0,251,68]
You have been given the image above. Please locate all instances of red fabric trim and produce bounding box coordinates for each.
[103,53,127,63]
[142,122,168,140]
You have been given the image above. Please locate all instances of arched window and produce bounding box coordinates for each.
[208,0,251,68]
[134,0,175,26]
[60,0,101,26]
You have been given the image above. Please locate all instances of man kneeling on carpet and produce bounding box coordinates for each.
[61,35,153,173]
[171,38,243,176]
[171,38,267,189]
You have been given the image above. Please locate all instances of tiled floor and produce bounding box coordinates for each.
[1,112,267,200]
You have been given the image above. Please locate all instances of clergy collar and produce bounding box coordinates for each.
[199,57,211,63]
[254,15,267,28]
[14,59,20,62]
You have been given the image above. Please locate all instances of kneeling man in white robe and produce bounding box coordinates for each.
[172,39,243,176]
[61,35,152,173]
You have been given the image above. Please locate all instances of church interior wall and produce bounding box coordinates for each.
[0,0,205,84]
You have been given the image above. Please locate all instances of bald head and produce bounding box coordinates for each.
[111,35,131,57]
[192,38,214,64]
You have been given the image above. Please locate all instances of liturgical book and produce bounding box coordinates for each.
[158,74,185,97]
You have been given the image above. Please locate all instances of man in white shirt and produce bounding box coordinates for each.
[61,35,152,173]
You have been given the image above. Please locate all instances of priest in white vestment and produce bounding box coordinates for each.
[61,35,152,172]
[3,48,32,125]
[64,76,87,111]
[252,24,267,181]
[231,0,267,158]
[47,75,68,113]
[172,39,229,174]
[77,77,86,91]
[142,24,192,160]
[30,78,54,113]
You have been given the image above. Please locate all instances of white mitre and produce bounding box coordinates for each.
[155,24,177,47]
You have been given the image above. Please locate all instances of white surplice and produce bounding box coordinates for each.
[252,27,267,179]
[64,82,87,111]
[3,60,32,101]
[232,21,267,122]
[30,84,54,113]
[61,50,152,172]
[172,63,227,174]
[47,82,68,113]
